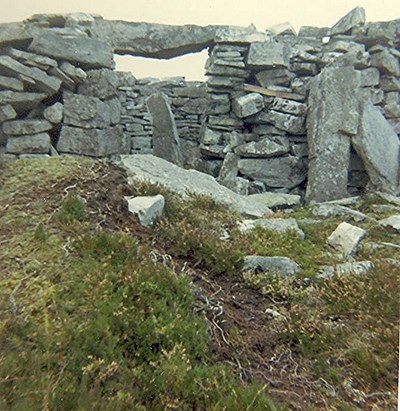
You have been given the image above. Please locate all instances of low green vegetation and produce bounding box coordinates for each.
[0,156,398,410]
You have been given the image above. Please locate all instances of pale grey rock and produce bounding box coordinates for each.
[201,127,222,145]
[251,110,306,134]
[247,41,290,68]
[48,67,75,91]
[380,76,400,92]
[270,98,307,116]
[221,177,249,195]
[267,22,296,36]
[317,261,374,280]
[377,192,400,206]
[199,144,225,159]
[0,22,31,47]
[218,152,239,182]
[370,49,400,76]
[78,69,119,99]
[379,214,400,232]
[0,74,24,92]
[214,26,265,43]
[372,204,400,213]
[6,132,51,154]
[359,67,380,87]
[0,56,61,95]
[327,222,367,257]
[312,203,372,222]
[306,66,361,203]
[89,19,218,58]
[28,32,114,69]
[146,93,183,166]
[255,68,294,87]
[242,256,301,277]
[43,102,63,124]
[325,40,366,54]
[382,91,400,118]
[239,218,304,238]
[247,192,301,209]
[290,143,308,157]
[59,61,87,83]
[238,156,307,189]
[352,101,399,194]
[125,194,165,228]
[298,26,329,38]
[265,308,286,320]
[63,93,120,129]
[328,6,366,36]
[0,91,47,111]
[232,93,264,118]
[57,125,129,157]
[6,47,57,71]
[119,154,273,217]
[0,104,17,122]
[2,119,52,136]
[234,136,290,158]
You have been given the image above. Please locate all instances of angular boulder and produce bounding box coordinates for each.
[0,91,47,111]
[246,41,290,68]
[78,69,119,99]
[6,133,51,154]
[234,136,290,158]
[242,256,301,277]
[57,125,129,157]
[2,119,53,136]
[125,194,165,228]
[119,154,273,217]
[328,6,366,36]
[232,93,264,118]
[379,214,400,232]
[239,218,305,238]
[327,222,367,257]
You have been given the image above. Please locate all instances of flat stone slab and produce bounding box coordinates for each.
[119,154,273,217]
[232,93,264,118]
[125,194,165,228]
[317,260,374,280]
[2,119,53,136]
[246,41,290,68]
[57,125,129,157]
[0,104,17,122]
[6,133,51,154]
[234,136,289,158]
[43,103,63,124]
[0,55,61,95]
[247,192,301,209]
[242,256,302,277]
[312,203,372,222]
[28,32,114,69]
[379,214,400,232]
[239,218,305,238]
[327,222,367,257]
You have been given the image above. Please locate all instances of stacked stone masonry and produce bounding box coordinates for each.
[0,8,399,201]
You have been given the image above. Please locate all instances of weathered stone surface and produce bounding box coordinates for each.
[57,125,129,157]
[306,66,361,203]
[379,214,400,232]
[78,69,119,99]
[234,136,290,158]
[352,101,399,194]
[267,22,296,36]
[201,127,222,145]
[0,104,17,122]
[255,68,294,87]
[146,93,183,166]
[89,19,218,58]
[59,62,87,83]
[48,67,75,90]
[377,192,400,206]
[327,222,367,257]
[119,154,273,217]
[2,119,52,136]
[242,256,301,277]
[0,56,61,95]
[43,102,63,124]
[0,91,47,111]
[270,98,307,117]
[214,26,265,43]
[247,192,301,209]
[317,261,374,279]
[239,218,305,238]
[6,132,51,154]
[246,41,290,68]
[0,22,32,47]
[218,152,239,182]
[0,74,24,91]
[238,156,307,188]
[370,49,400,76]
[63,93,120,129]
[6,47,57,71]
[28,32,114,68]
[312,203,371,222]
[328,6,366,36]
[232,93,264,118]
[359,67,380,86]
[125,194,165,228]
[251,110,306,134]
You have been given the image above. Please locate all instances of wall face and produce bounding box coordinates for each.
[0,10,399,199]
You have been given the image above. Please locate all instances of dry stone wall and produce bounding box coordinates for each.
[0,8,399,200]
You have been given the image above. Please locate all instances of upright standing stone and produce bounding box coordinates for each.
[306,66,361,203]
[328,7,366,36]
[146,93,183,166]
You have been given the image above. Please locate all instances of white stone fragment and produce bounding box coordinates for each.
[327,222,367,257]
[379,215,400,232]
[125,194,165,228]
